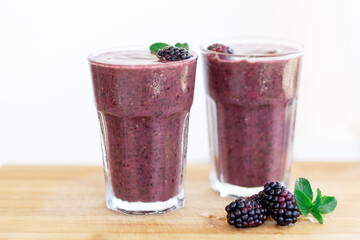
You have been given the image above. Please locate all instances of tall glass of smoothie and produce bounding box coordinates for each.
[88,46,197,214]
[202,39,303,197]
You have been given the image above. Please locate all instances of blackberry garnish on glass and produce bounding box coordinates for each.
[150,42,192,61]
[207,43,234,54]
[158,46,191,61]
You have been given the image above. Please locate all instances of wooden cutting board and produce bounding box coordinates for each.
[0,162,359,240]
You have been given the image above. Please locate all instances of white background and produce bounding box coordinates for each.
[0,0,359,165]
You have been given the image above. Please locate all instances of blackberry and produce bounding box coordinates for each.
[261,182,300,226]
[207,43,234,54]
[225,195,269,228]
[157,46,191,61]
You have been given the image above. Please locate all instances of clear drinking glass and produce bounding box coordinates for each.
[202,39,303,197]
[88,47,197,214]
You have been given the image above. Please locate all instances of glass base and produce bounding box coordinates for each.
[105,186,184,215]
[210,171,286,198]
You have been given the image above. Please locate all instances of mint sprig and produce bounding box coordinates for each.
[150,43,170,54]
[150,42,190,54]
[175,42,189,50]
[294,178,337,224]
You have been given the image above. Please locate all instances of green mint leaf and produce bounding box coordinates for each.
[310,207,324,224]
[295,177,313,201]
[175,42,189,50]
[312,188,322,208]
[150,42,170,54]
[293,178,337,224]
[318,196,337,214]
[294,189,313,216]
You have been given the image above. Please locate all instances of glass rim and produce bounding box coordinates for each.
[87,46,198,67]
[200,37,304,59]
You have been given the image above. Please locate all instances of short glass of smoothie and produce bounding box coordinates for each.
[201,39,303,197]
[88,47,197,214]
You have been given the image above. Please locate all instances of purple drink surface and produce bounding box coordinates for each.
[204,43,302,188]
[89,49,197,202]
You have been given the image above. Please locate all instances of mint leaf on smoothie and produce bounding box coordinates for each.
[150,42,170,54]
[174,42,189,50]
[294,177,337,224]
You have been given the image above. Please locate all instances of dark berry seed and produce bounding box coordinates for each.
[280,202,287,209]
[285,193,292,200]
[287,204,294,210]
[228,219,235,225]
[275,189,282,195]
[234,209,241,217]
[285,211,292,218]
[225,206,231,213]
[285,218,293,224]
[235,218,242,224]
[235,223,242,228]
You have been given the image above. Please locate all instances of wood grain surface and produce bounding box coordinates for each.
[0,162,360,240]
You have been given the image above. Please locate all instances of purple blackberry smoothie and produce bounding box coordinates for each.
[202,40,303,197]
[88,47,197,214]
